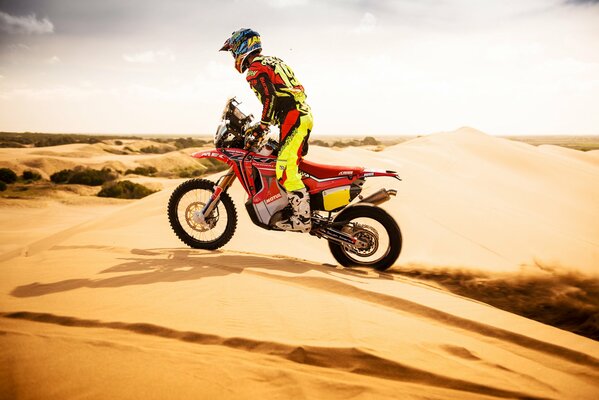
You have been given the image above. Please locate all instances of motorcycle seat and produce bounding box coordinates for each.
[299,159,364,179]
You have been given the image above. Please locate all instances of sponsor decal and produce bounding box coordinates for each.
[266,193,282,204]
[247,70,257,77]
[338,170,354,176]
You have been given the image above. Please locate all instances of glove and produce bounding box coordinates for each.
[245,123,269,148]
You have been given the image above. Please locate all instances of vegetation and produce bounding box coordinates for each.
[0,132,137,148]
[177,159,228,178]
[0,181,6,191]
[125,166,158,176]
[140,145,172,154]
[22,170,42,182]
[0,168,18,184]
[173,137,211,149]
[98,180,156,199]
[311,136,381,148]
[504,135,599,151]
[50,167,117,186]
[178,169,204,178]
[394,266,599,341]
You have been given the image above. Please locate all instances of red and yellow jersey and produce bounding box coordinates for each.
[246,55,308,126]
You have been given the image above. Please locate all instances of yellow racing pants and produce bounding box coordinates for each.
[276,107,313,192]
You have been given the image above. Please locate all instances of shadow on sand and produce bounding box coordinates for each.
[10,247,384,298]
[9,246,599,370]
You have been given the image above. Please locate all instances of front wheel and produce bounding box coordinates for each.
[328,204,402,271]
[168,179,237,250]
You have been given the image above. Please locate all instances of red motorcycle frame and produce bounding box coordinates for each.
[167,98,403,270]
[191,147,400,235]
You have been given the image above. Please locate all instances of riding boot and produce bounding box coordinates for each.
[275,188,312,233]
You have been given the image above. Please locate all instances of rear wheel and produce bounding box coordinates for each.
[328,204,401,271]
[168,179,237,250]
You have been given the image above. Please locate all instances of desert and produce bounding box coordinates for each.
[1,128,598,399]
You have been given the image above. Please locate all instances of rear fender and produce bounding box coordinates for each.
[360,168,401,181]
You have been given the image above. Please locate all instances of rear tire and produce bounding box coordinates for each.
[328,204,402,271]
[168,179,237,250]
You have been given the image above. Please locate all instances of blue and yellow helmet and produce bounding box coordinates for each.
[220,28,262,73]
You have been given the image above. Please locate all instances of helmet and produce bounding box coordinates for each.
[220,28,262,73]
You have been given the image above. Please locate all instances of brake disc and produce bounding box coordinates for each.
[342,223,379,257]
[185,202,218,232]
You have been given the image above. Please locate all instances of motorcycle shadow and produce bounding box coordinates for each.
[11,248,396,299]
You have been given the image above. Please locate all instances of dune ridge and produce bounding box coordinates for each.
[2,129,599,399]
[0,311,555,400]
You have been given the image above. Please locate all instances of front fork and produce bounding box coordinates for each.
[199,168,236,218]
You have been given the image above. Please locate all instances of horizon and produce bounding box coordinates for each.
[1,0,599,136]
[3,128,599,139]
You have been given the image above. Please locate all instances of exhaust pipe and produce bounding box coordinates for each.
[358,188,397,205]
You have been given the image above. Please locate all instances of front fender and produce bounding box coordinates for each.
[191,149,240,170]
[192,149,229,162]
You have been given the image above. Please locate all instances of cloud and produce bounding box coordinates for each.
[353,12,377,34]
[565,0,599,4]
[0,11,54,35]
[45,56,60,65]
[265,0,309,6]
[122,50,175,64]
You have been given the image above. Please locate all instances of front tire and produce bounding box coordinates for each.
[168,179,237,250]
[328,204,402,271]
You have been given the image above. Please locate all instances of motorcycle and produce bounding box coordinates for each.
[168,98,402,271]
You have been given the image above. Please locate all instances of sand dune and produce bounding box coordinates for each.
[0,141,209,179]
[1,129,599,399]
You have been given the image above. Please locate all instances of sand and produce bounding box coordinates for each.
[1,128,598,399]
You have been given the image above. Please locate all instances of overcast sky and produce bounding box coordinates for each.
[0,0,598,135]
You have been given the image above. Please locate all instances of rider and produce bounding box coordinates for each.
[220,28,313,233]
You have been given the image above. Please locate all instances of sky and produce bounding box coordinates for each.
[0,0,598,136]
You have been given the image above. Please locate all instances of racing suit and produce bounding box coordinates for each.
[246,55,313,192]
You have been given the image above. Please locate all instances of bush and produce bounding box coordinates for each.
[0,181,6,191]
[0,168,17,184]
[125,166,157,176]
[115,140,123,146]
[50,167,117,186]
[178,169,203,178]
[174,137,209,149]
[140,145,169,154]
[22,170,42,181]
[98,180,156,199]
[311,139,330,147]
[50,169,73,184]
[362,136,380,145]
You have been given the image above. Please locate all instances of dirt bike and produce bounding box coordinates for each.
[168,98,402,271]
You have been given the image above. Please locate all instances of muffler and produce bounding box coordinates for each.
[357,188,397,205]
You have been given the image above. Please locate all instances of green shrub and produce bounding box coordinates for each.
[125,166,157,176]
[98,180,156,199]
[178,169,204,178]
[311,139,330,147]
[22,170,42,181]
[140,145,169,154]
[50,167,117,186]
[0,168,17,184]
[115,140,123,145]
[174,137,210,149]
[0,181,6,191]
[50,169,73,183]
[362,136,380,145]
